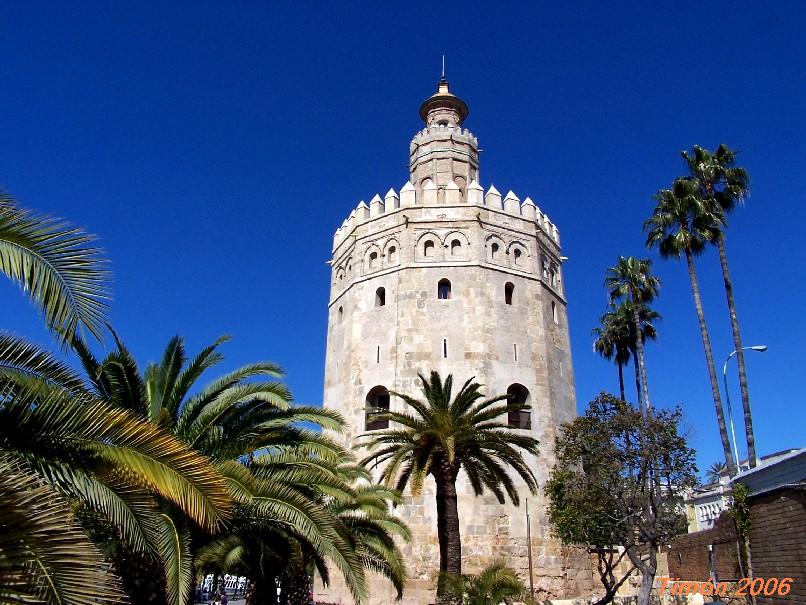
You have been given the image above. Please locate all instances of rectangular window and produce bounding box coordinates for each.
[443,338,447,359]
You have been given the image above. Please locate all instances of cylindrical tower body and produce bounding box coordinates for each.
[319,80,592,605]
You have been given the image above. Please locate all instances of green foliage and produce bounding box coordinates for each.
[705,461,727,485]
[546,393,697,604]
[645,178,725,258]
[0,193,110,343]
[439,562,526,605]
[605,256,660,307]
[0,454,125,605]
[729,482,751,537]
[361,371,540,501]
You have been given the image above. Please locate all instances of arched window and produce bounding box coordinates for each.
[365,386,390,431]
[451,239,461,256]
[551,300,558,323]
[387,246,397,263]
[505,282,514,305]
[424,240,435,258]
[375,287,386,307]
[369,251,378,269]
[491,242,500,260]
[513,248,523,266]
[438,279,451,300]
[507,384,531,430]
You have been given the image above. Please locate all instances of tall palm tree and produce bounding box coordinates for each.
[0,193,110,343]
[645,178,737,475]
[360,371,540,602]
[681,145,756,467]
[614,302,659,408]
[593,309,631,400]
[604,257,661,412]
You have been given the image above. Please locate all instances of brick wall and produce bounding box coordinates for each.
[749,488,806,605]
[667,512,740,581]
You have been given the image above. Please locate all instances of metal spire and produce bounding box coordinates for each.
[441,54,446,80]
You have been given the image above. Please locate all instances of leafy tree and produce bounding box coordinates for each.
[360,371,540,603]
[604,258,661,411]
[0,192,110,343]
[645,177,737,475]
[681,144,756,467]
[545,393,697,605]
[439,562,526,605]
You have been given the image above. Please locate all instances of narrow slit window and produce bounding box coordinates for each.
[551,300,558,323]
[443,338,448,359]
[375,287,386,307]
[514,343,518,362]
[376,345,380,363]
[338,306,343,322]
[505,282,514,305]
[438,279,451,300]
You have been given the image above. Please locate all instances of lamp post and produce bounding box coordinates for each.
[723,345,767,469]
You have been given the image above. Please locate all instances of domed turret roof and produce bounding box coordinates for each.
[418,78,469,125]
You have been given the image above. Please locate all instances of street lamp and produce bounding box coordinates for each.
[723,345,768,468]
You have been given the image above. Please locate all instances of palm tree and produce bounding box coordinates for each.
[74,333,393,605]
[681,145,757,467]
[0,372,232,605]
[0,453,125,605]
[705,461,727,485]
[440,562,526,605]
[593,309,631,400]
[604,257,661,412]
[360,371,540,602]
[645,178,737,475]
[0,192,110,343]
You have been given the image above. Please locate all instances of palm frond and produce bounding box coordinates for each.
[0,454,125,605]
[0,193,111,342]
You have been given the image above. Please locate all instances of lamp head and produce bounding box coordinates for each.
[751,345,768,352]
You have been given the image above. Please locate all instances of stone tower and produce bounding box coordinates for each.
[319,78,592,604]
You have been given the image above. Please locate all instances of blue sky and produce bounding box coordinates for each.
[1,2,804,476]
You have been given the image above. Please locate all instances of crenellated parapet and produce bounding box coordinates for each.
[332,180,561,251]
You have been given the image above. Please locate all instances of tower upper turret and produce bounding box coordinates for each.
[418,77,469,127]
[410,78,479,194]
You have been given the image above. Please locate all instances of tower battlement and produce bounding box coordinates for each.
[332,181,561,252]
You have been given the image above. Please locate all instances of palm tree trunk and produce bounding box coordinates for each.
[435,470,462,603]
[617,362,625,401]
[684,249,737,475]
[631,350,642,409]
[629,297,651,412]
[717,235,756,468]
